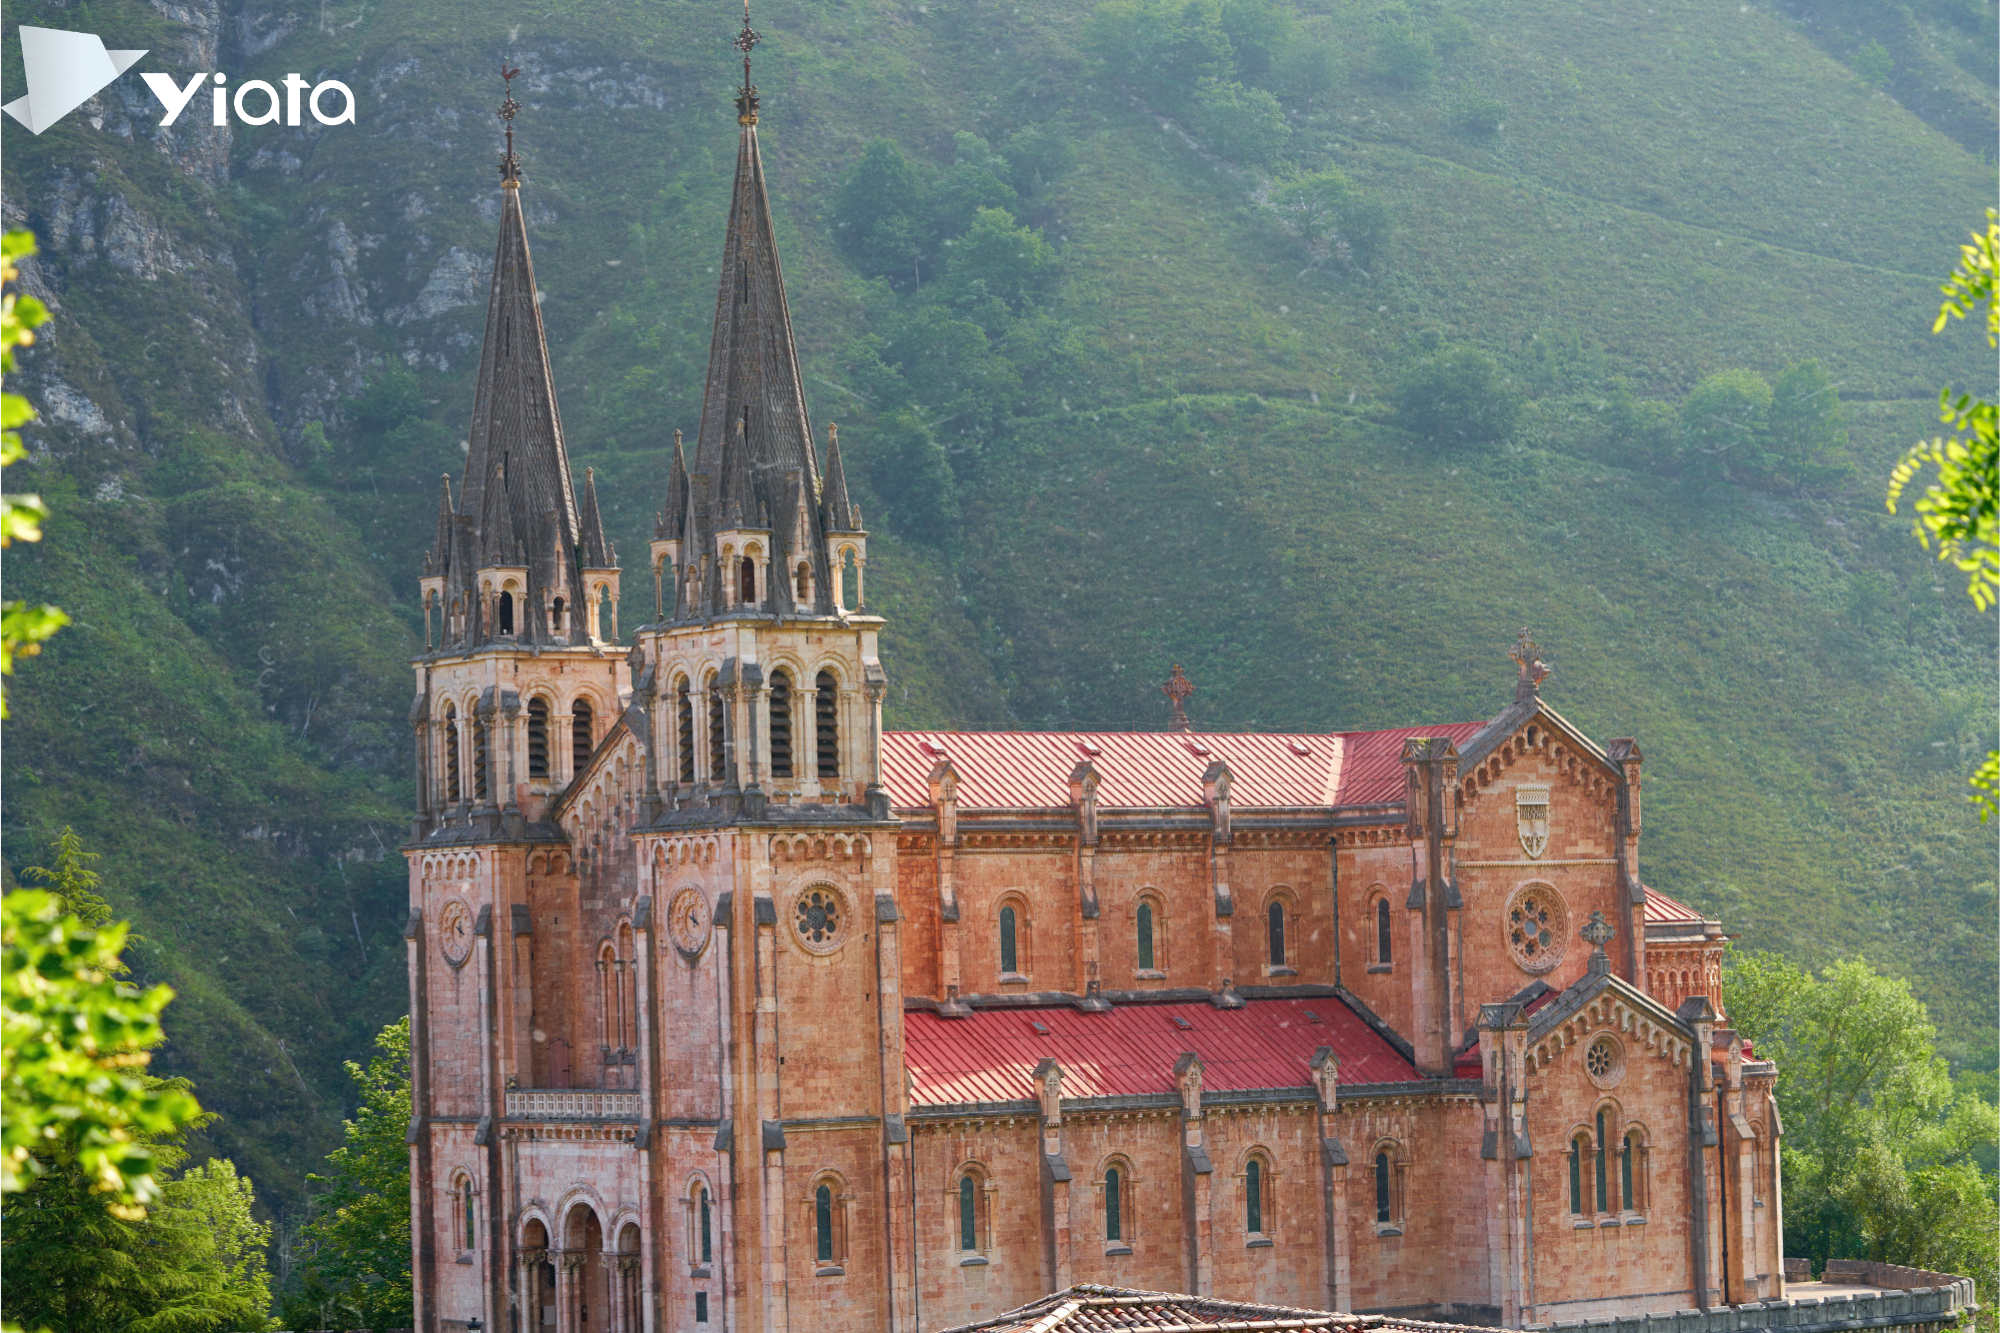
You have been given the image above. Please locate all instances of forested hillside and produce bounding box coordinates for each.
[2,0,1993,1216]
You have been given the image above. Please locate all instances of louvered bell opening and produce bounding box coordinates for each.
[677,683,696,784]
[527,698,549,779]
[815,671,839,778]
[709,690,726,782]
[572,698,594,776]
[769,673,793,779]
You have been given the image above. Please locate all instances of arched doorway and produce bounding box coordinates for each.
[520,1219,555,1329]
[614,1222,643,1332]
[563,1203,606,1332]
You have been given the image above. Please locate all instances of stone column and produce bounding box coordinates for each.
[1176,1054,1214,1296]
[1311,1049,1345,1312]
[1034,1060,1073,1293]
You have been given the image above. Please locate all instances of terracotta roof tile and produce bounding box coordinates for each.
[905,996,1417,1108]
[1643,885,1705,924]
[941,1284,1493,1333]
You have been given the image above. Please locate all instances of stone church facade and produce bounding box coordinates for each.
[404,50,1784,1333]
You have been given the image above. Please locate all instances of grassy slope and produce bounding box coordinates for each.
[0,0,1991,1212]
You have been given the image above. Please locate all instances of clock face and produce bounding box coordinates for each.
[438,898,474,967]
[668,887,709,958]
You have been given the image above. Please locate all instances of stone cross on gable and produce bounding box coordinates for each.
[1580,909,1616,975]
[1511,628,1551,702]
[1162,664,1195,733]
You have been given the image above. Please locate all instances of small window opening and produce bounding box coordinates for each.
[1374,1152,1391,1224]
[769,673,793,779]
[499,590,515,635]
[815,672,839,778]
[1267,901,1287,967]
[959,1174,978,1251]
[1137,902,1156,971]
[796,561,812,603]
[1622,1131,1636,1211]
[815,1184,834,1263]
[709,687,727,782]
[1105,1167,1123,1241]
[527,698,549,779]
[700,1186,713,1264]
[551,596,565,634]
[739,557,756,605]
[839,549,859,610]
[677,681,696,784]
[1245,1159,1263,1234]
[571,699,594,775]
[1595,1109,1610,1214]
[695,1293,709,1323]
[462,1178,476,1249]
[1570,1135,1586,1214]
[444,705,461,803]
[472,716,490,803]
[1375,898,1392,965]
[1000,906,1019,975]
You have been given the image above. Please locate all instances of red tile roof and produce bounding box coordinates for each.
[904,996,1418,1108]
[882,722,1485,814]
[942,1283,1488,1333]
[1643,885,1705,924]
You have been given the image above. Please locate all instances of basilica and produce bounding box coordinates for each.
[402,35,1784,1333]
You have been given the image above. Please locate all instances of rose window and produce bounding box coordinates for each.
[1504,884,1567,974]
[795,889,842,948]
[1585,1035,1624,1088]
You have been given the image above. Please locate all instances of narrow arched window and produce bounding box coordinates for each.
[571,698,594,775]
[527,698,549,779]
[1245,1158,1263,1234]
[461,1178,476,1249]
[1621,1131,1636,1212]
[1137,902,1155,971]
[1595,1109,1610,1214]
[796,561,812,603]
[739,556,756,605]
[677,681,696,784]
[1267,901,1286,967]
[1375,898,1392,965]
[959,1174,977,1251]
[708,687,726,782]
[815,1184,834,1262]
[552,596,565,634]
[769,672,793,779]
[1000,906,1018,975]
[1105,1167,1123,1241]
[472,715,490,803]
[1569,1135,1585,1214]
[444,704,461,803]
[499,590,515,635]
[815,672,839,778]
[1373,1152,1391,1223]
[700,1186,713,1264]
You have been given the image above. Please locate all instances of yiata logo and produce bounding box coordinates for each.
[2,24,355,134]
[3,27,146,133]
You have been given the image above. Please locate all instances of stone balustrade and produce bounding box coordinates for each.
[1531,1278,1976,1333]
[504,1088,641,1121]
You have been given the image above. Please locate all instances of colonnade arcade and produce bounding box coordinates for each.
[517,1207,641,1333]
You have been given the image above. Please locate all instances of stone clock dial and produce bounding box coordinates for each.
[437,898,474,968]
[668,887,710,958]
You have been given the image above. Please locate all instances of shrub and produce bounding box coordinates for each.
[867,410,961,548]
[1854,39,1894,90]
[1373,22,1439,89]
[1677,368,1773,482]
[1273,172,1391,271]
[1395,344,1521,445]
[1448,90,1507,136]
[1193,80,1290,166]
[1084,0,1235,111]
[1274,27,1344,104]
[835,139,927,283]
[1001,124,1077,198]
[1432,11,1474,55]
[944,208,1058,310]
[1219,0,1293,83]
[1767,359,1852,490]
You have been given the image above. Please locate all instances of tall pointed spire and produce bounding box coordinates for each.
[656,429,689,541]
[481,461,523,565]
[426,474,455,576]
[820,422,857,532]
[457,69,578,560]
[579,467,613,568]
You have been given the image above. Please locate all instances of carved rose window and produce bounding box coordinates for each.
[1504,884,1567,974]
[1585,1034,1625,1089]
[793,886,844,953]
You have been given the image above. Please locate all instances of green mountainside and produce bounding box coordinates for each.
[3,0,1993,1216]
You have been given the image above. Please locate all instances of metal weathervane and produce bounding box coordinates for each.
[498,66,523,181]
[734,0,762,124]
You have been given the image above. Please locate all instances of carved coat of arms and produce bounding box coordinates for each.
[1516,786,1551,859]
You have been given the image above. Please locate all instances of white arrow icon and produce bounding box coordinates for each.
[2,26,147,134]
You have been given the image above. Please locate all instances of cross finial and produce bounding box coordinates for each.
[1510,627,1550,702]
[497,67,523,183]
[1580,909,1615,974]
[1162,664,1195,733]
[733,0,762,124]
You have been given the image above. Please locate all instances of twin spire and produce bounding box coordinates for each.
[426,7,861,650]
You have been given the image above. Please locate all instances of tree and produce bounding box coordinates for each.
[943,208,1057,310]
[2,891,202,1209]
[3,1135,275,1333]
[23,826,115,929]
[1889,209,1999,817]
[1394,344,1521,446]
[1271,170,1390,271]
[1,229,66,718]
[1854,39,1894,90]
[1192,80,1290,167]
[1677,368,1772,483]
[293,1017,412,1330]
[834,139,927,285]
[1372,20,1439,89]
[1272,27,1343,106]
[1218,0,1293,83]
[1767,359,1852,491]
[865,410,961,550]
[1725,953,1998,1298]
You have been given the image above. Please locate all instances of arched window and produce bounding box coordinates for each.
[527,697,549,779]
[443,703,461,803]
[700,1184,713,1264]
[1105,1166,1123,1241]
[1595,1108,1610,1214]
[999,906,1019,975]
[769,672,793,779]
[460,1177,476,1249]
[1375,898,1392,965]
[1245,1158,1264,1234]
[1373,1151,1391,1224]
[499,590,515,635]
[571,698,594,775]
[739,556,756,605]
[552,595,565,634]
[1137,902,1156,972]
[796,561,812,603]
[958,1173,978,1251]
[677,680,696,784]
[708,685,727,782]
[815,1184,834,1262]
[815,672,839,778]
[1622,1130,1637,1212]
[472,714,490,803]
[1569,1133,1588,1214]
[1267,900,1286,967]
